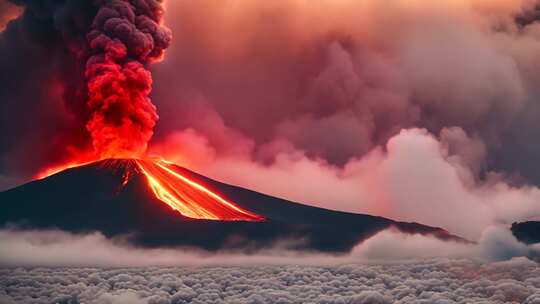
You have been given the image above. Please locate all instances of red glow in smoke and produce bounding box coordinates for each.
[86,60,157,158]
[83,0,171,158]
[35,1,172,181]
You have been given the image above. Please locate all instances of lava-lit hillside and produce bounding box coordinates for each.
[0,159,460,251]
[134,159,264,221]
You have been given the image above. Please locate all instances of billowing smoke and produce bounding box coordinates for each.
[85,0,170,157]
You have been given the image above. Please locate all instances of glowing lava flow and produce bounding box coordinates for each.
[36,158,264,222]
[135,159,264,221]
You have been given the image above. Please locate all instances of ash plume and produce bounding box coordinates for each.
[85,0,171,157]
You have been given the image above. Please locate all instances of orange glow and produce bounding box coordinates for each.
[36,160,94,179]
[136,159,264,221]
[36,157,264,222]
[0,3,23,32]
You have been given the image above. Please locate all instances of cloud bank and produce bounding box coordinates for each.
[2,225,539,303]
[0,226,539,268]
[1,253,540,304]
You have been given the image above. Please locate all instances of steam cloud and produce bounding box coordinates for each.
[148,0,540,239]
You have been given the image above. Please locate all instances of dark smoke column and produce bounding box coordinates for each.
[86,0,171,158]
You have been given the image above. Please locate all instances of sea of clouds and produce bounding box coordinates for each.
[2,258,540,304]
[1,226,540,304]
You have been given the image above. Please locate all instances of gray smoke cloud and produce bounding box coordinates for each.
[152,0,540,171]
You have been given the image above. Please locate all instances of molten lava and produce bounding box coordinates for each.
[37,158,264,222]
[135,159,264,221]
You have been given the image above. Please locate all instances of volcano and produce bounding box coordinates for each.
[0,159,461,251]
[512,221,540,245]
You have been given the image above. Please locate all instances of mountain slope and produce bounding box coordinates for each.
[511,221,540,245]
[0,159,460,251]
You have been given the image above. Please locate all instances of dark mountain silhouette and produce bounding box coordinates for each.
[0,159,462,252]
[511,221,540,245]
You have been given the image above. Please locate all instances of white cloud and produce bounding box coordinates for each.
[1,225,539,303]
[0,225,538,268]
[160,128,540,240]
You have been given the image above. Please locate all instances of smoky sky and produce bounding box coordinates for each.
[1,0,538,177]
[151,0,540,176]
[1,226,539,303]
[0,0,95,177]
[147,0,540,238]
[2,0,540,238]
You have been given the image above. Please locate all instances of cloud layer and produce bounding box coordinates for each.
[1,226,539,268]
[2,226,539,303]
[153,0,540,169]
[1,256,540,304]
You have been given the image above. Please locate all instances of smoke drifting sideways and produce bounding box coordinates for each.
[148,0,540,240]
[0,0,171,179]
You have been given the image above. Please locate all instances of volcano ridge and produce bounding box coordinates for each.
[0,158,462,251]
